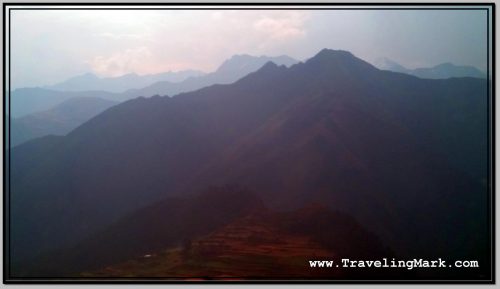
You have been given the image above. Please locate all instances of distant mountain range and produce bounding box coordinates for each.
[374,57,486,79]
[123,54,298,98]
[10,54,298,117]
[46,70,205,93]
[10,97,117,146]
[10,49,490,279]
[9,88,117,118]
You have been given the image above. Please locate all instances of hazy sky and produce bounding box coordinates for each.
[10,9,489,88]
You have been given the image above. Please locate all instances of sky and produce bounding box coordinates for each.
[10,8,489,89]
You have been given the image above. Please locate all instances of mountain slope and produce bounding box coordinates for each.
[10,49,489,279]
[10,97,117,146]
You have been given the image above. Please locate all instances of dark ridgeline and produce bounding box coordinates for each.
[9,49,489,279]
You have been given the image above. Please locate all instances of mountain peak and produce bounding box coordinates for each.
[231,54,253,59]
[259,61,279,71]
[215,54,297,74]
[234,61,284,85]
[373,57,408,72]
[304,48,378,76]
[315,48,355,59]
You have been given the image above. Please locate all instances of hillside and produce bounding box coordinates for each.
[81,206,394,280]
[10,97,117,146]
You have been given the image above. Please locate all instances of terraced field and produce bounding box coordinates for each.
[83,213,341,279]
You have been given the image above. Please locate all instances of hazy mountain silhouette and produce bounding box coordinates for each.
[10,49,489,279]
[410,62,487,79]
[374,57,486,79]
[10,54,298,117]
[46,70,205,93]
[9,88,118,117]
[373,57,409,72]
[124,54,298,97]
[10,97,117,147]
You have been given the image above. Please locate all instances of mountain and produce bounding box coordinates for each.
[374,57,486,79]
[410,62,487,79]
[9,49,490,279]
[9,88,119,117]
[10,55,298,118]
[46,70,205,93]
[125,54,298,97]
[373,57,409,72]
[10,97,117,147]
[215,54,298,77]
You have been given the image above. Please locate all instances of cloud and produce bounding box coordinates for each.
[89,11,311,77]
[253,12,308,41]
[88,47,154,77]
[11,10,313,85]
[96,32,144,40]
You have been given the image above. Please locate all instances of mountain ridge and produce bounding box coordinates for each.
[10,54,299,118]
[374,57,486,79]
[10,96,117,146]
[10,49,489,279]
[45,69,205,93]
